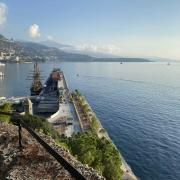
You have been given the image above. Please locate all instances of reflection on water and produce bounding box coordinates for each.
[0,62,180,180]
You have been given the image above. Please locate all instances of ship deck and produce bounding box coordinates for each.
[33,68,82,137]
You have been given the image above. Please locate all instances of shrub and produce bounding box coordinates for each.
[0,103,13,122]
[21,114,60,141]
[64,132,123,179]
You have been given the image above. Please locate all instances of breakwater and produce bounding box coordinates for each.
[73,91,137,180]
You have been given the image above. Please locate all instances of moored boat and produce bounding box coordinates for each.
[0,62,5,66]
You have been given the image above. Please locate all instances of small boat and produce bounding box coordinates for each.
[0,62,5,66]
[0,71,4,77]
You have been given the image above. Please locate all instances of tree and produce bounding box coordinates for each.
[91,115,99,132]
[64,132,123,180]
[82,104,90,114]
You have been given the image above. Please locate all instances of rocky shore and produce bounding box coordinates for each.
[0,121,104,180]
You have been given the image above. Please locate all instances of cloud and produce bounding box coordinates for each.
[46,35,53,41]
[0,2,8,26]
[74,44,122,55]
[27,24,41,38]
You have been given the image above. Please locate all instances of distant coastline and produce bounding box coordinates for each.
[0,34,151,63]
[1,58,151,63]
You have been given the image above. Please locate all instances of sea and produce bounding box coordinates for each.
[0,62,180,180]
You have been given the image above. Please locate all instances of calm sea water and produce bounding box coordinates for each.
[0,62,180,180]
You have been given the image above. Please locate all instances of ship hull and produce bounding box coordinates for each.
[30,87,42,96]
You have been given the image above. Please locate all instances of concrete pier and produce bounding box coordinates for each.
[34,69,82,137]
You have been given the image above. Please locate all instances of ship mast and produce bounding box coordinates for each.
[32,62,42,91]
[26,62,43,95]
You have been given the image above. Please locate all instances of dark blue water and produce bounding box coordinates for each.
[1,62,180,180]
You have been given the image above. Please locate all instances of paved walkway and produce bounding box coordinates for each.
[73,98,91,132]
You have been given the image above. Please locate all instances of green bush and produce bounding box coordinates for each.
[75,89,81,97]
[91,115,99,132]
[64,132,123,180]
[82,104,90,114]
[0,103,13,122]
[21,115,60,141]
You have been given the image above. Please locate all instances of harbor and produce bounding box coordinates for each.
[28,66,83,137]
[0,63,137,179]
[30,64,137,179]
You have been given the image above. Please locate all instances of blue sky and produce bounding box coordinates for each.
[0,0,180,59]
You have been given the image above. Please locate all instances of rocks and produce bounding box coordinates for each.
[0,121,74,180]
[38,132,105,180]
[0,121,105,180]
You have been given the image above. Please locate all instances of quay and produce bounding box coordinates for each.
[33,68,83,137]
[0,69,83,137]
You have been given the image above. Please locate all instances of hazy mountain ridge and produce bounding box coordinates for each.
[0,34,150,62]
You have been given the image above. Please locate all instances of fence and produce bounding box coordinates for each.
[0,112,86,180]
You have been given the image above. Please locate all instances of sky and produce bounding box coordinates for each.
[0,0,180,59]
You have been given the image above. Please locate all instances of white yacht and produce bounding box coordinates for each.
[0,71,4,77]
[0,62,5,66]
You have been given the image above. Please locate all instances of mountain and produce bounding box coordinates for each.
[0,34,7,41]
[0,35,93,62]
[0,34,151,62]
[147,56,180,62]
[41,40,121,58]
[40,40,73,49]
[40,40,151,62]
[95,57,150,62]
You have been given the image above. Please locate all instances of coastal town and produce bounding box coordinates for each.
[0,34,58,62]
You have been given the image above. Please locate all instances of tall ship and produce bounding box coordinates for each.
[35,68,62,114]
[30,62,42,95]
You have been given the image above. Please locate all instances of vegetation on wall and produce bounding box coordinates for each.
[70,90,123,179]
[73,90,101,133]
[64,132,123,179]
[21,114,60,140]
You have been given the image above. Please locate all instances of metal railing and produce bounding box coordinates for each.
[0,112,86,180]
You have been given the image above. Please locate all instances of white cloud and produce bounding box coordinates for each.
[72,36,180,59]
[27,24,41,38]
[46,35,53,41]
[0,3,8,26]
[74,44,122,55]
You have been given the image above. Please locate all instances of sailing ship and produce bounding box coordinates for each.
[29,63,43,95]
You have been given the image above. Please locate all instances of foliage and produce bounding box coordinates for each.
[74,90,100,133]
[75,89,81,97]
[0,97,123,179]
[0,103,13,122]
[64,132,123,180]
[91,115,99,132]
[99,128,106,133]
[69,95,73,103]
[0,103,60,140]
[21,115,60,140]
[82,104,90,114]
